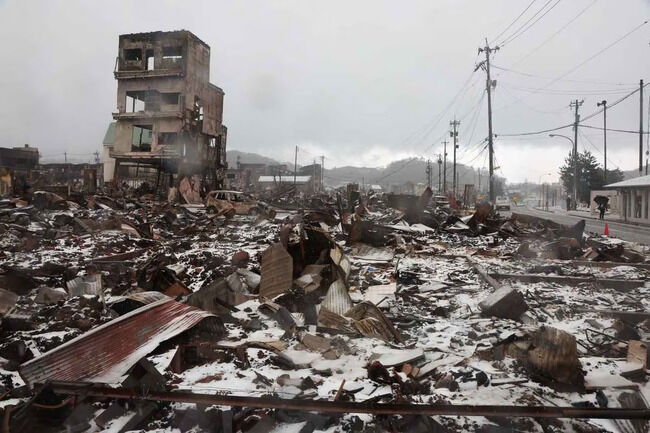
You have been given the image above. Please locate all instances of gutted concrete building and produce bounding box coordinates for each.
[107,30,227,189]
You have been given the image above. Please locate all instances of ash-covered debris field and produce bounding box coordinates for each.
[0,186,649,433]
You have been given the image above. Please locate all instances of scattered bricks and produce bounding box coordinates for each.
[479,286,528,320]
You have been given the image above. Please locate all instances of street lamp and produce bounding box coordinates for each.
[549,133,577,210]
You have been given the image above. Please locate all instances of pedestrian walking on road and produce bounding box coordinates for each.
[566,195,571,211]
[598,202,606,220]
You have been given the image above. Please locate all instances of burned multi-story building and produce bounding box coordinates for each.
[106,30,227,189]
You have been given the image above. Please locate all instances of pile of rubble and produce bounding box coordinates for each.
[0,187,649,432]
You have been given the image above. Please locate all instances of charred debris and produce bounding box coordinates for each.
[0,182,649,433]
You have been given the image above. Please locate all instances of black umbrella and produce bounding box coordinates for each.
[593,195,609,206]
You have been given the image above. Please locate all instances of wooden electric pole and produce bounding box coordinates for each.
[640,79,644,176]
[450,118,460,198]
[442,141,448,194]
[570,99,584,209]
[437,154,442,192]
[596,100,607,184]
[294,146,298,186]
[478,40,499,202]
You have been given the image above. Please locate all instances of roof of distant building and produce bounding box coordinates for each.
[258,175,311,184]
[603,175,650,189]
[103,122,116,146]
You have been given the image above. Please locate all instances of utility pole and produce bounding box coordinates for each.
[647,92,650,175]
[640,79,644,176]
[442,141,448,194]
[478,168,481,193]
[425,159,432,189]
[320,155,325,191]
[450,119,460,198]
[294,146,298,187]
[570,99,583,210]
[64,152,67,164]
[437,154,442,192]
[596,100,607,184]
[478,39,499,202]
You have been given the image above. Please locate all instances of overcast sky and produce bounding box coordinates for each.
[0,0,648,183]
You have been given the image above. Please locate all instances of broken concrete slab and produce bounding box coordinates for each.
[34,286,68,305]
[479,286,528,320]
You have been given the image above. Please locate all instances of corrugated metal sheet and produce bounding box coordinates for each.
[259,243,293,298]
[20,299,214,387]
[66,273,103,297]
[330,247,351,281]
[321,279,353,315]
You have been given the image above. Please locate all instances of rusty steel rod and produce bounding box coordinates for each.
[46,381,650,420]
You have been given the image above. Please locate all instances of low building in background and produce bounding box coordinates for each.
[604,175,650,223]
[0,145,40,195]
[257,175,313,193]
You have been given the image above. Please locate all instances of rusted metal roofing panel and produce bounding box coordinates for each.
[259,243,293,298]
[20,299,213,387]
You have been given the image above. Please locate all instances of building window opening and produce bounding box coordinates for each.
[125,91,146,112]
[124,48,142,62]
[162,46,183,61]
[131,125,152,152]
[158,132,178,145]
[146,49,154,70]
[161,92,180,106]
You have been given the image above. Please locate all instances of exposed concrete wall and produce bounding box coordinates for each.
[109,30,227,187]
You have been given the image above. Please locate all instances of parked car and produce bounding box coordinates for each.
[495,196,511,211]
[205,190,267,216]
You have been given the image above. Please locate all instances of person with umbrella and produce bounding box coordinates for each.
[594,196,609,220]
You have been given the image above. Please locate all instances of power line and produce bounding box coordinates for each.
[491,64,638,86]
[375,85,488,182]
[491,0,538,43]
[580,124,650,135]
[578,128,623,170]
[499,83,649,137]
[511,0,598,67]
[500,0,564,47]
[504,20,648,100]
[501,83,637,96]
[498,85,568,114]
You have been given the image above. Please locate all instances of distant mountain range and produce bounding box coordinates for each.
[227,150,492,189]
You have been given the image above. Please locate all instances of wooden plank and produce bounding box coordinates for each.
[466,256,501,289]
[576,308,650,324]
[488,272,644,291]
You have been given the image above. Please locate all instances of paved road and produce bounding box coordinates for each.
[505,206,650,245]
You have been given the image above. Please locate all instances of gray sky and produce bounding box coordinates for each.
[0,0,648,183]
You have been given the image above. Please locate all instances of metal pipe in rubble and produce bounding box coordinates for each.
[46,381,650,420]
